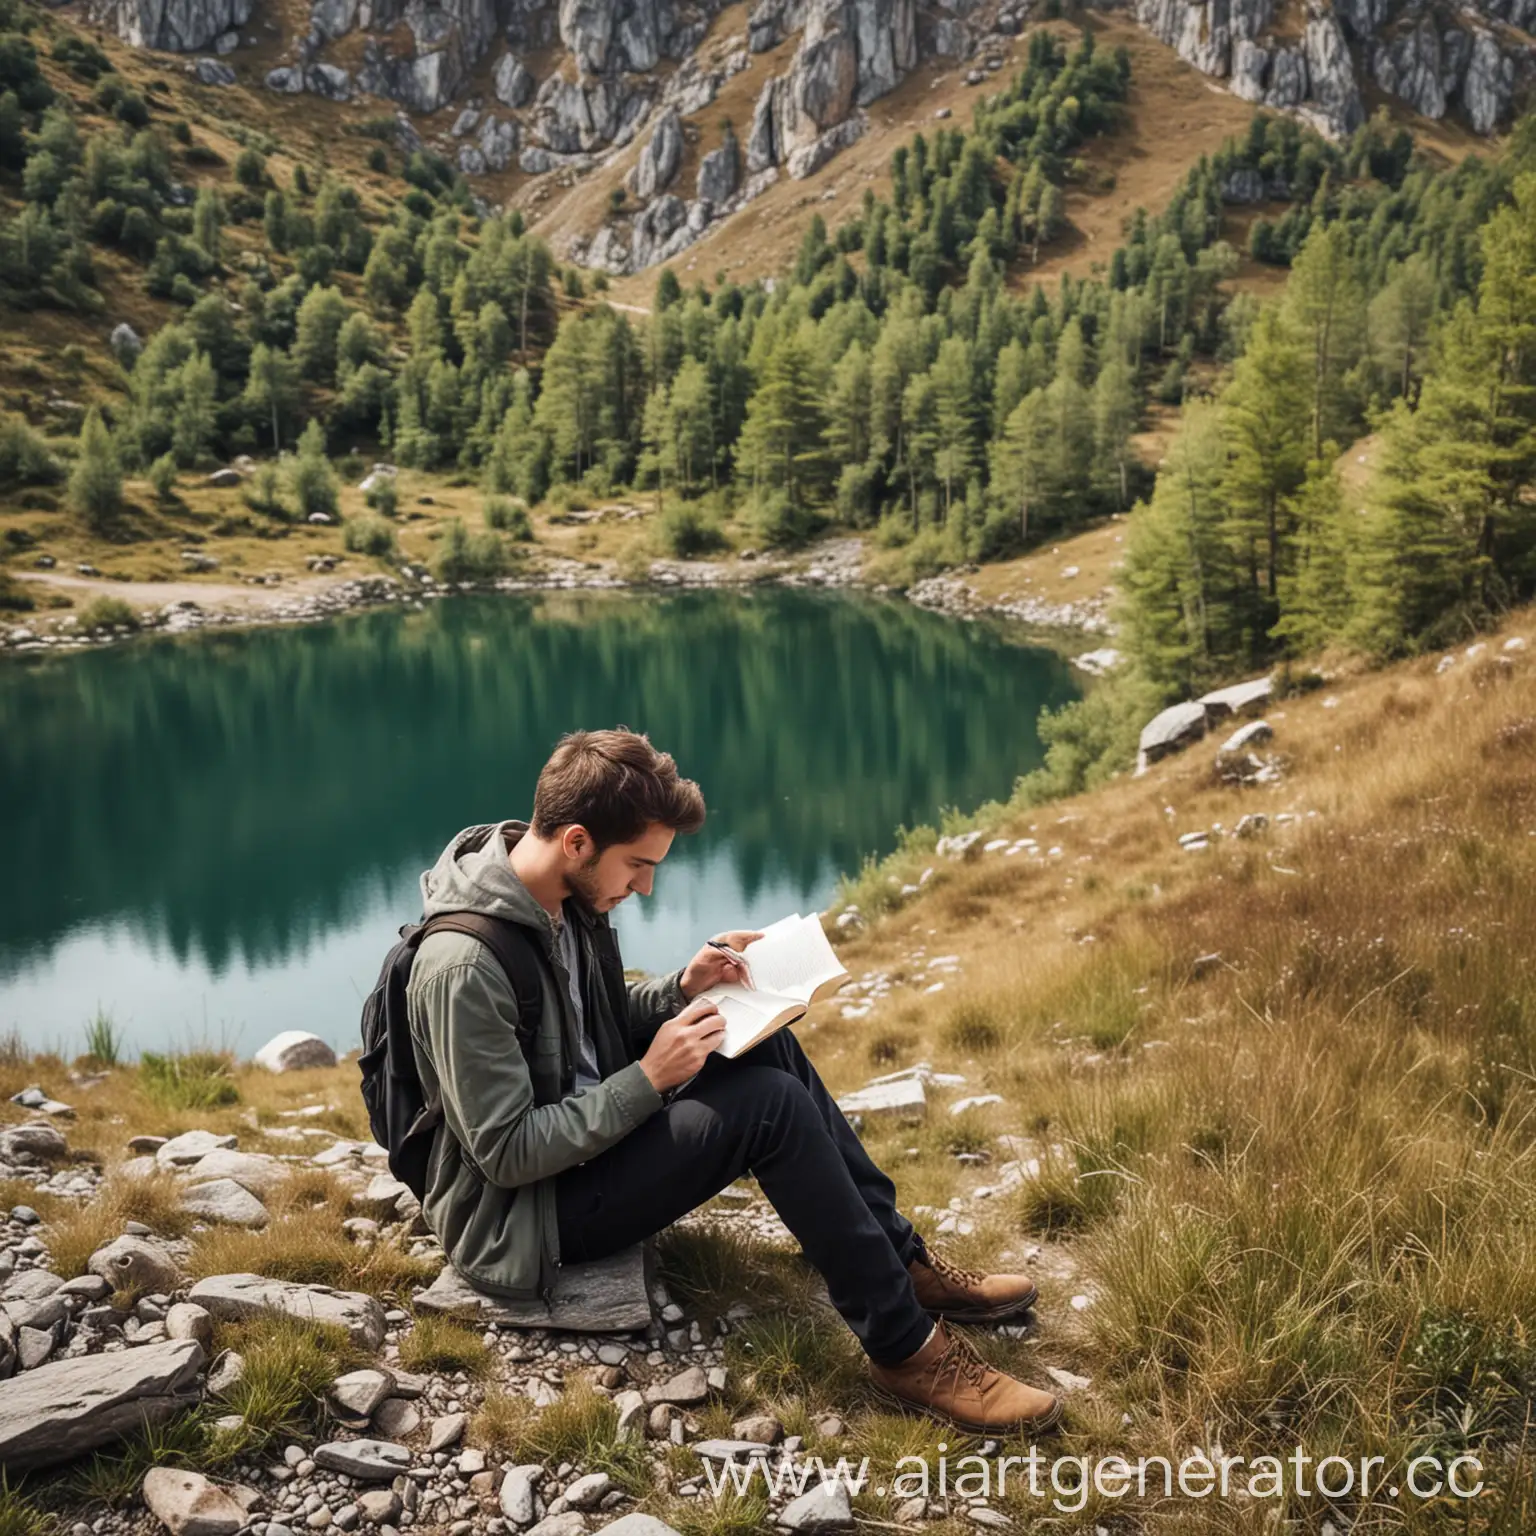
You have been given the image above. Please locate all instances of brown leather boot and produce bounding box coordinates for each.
[908,1246,1039,1323]
[869,1321,1063,1434]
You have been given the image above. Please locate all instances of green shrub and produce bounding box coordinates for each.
[752,489,823,551]
[51,33,110,80]
[432,518,506,584]
[0,414,61,486]
[75,595,137,633]
[658,501,727,559]
[287,420,338,520]
[234,146,266,189]
[483,495,532,539]
[343,514,396,558]
[364,475,398,517]
[147,453,178,501]
[243,461,288,519]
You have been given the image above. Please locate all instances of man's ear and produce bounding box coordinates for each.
[560,824,592,861]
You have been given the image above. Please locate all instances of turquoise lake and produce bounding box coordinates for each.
[0,588,1077,1059]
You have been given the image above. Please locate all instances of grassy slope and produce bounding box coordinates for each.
[6,609,1536,1527]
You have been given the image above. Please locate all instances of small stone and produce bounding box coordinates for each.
[165,1303,214,1348]
[207,1350,246,1395]
[17,1327,55,1369]
[313,1442,411,1481]
[328,1370,395,1423]
[498,1466,540,1527]
[966,1511,1011,1530]
[559,1473,611,1510]
[524,1516,585,1536]
[731,1415,782,1445]
[814,1415,845,1439]
[10,1205,39,1225]
[372,1398,419,1438]
[155,1130,238,1167]
[142,1467,246,1536]
[356,1490,402,1526]
[428,1413,465,1452]
[779,1482,852,1531]
[642,1365,708,1406]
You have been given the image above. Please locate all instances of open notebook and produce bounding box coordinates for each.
[702,913,850,1058]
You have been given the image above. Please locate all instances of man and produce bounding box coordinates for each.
[406,727,1062,1434]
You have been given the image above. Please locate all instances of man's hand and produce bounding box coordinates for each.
[680,930,765,999]
[639,997,727,1091]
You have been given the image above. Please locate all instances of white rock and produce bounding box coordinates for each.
[181,1179,270,1228]
[188,1275,386,1349]
[254,1031,338,1072]
[156,1130,238,1167]
[778,1482,853,1531]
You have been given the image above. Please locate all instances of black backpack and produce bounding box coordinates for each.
[358,912,544,1200]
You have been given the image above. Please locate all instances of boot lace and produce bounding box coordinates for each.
[926,1247,986,1292]
[933,1326,993,1394]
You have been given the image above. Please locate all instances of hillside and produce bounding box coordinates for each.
[2,605,1535,1529]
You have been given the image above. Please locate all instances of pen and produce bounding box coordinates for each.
[706,939,753,987]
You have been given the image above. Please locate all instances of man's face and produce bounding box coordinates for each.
[562,822,675,912]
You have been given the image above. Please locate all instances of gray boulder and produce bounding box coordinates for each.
[0,1123,67,1163]
[559,0,613,73]
[187,1274,387,1349]
[310,0,356,38]
[88,0,252,51]
[0,1340,204,1470]
[746,76,779,172]
[633,106,684,198]
[265,63,304,92]
[192,57,236,84]
[494,51,535,107]
[1230,37,1268,100]
[1137,701,1210,771]
[696,135,739,203]
[181,1178,270,1227]
[415,1247,651,1332]
[305,62,352,99]
[1222,165,1266,203]
[88,1235,184,1297]
[478,115,519,171]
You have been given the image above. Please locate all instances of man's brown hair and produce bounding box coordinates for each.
[532,728,706,849]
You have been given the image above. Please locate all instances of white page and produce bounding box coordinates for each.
[704,984,803,1056]
[743,915,845,1002]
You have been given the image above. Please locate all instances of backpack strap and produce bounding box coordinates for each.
[419,912,546,1044]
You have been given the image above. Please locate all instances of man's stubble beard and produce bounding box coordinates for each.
[566,850,610,911]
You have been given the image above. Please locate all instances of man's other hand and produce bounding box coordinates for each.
[639,998,727,1091]
[680,930,764,999]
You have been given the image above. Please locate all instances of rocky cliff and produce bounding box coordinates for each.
[85,0,1534,275]
[1127,0,1534,137]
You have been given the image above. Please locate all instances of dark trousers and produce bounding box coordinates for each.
[554,1028,934,1366]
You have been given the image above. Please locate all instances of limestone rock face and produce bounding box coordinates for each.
[632,106,684,197]
[87,0,252,51]
[696,131,740,203]
[494,51,536,107]
[1303,8,1365,135]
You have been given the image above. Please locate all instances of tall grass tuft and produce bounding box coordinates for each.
[81,1009,122,1067]
[472,1380,648,1494]
[140,1050,240,1110]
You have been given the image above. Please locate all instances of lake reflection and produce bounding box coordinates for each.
[0,588,1077,1057]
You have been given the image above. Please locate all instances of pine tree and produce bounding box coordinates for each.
[1369,251,1436,403]
[243,343,300,451]
[929,335,977,518]
[293,285,351,385]
[1119,400,1239,692]
[1282,220,1367,458]
[68,408,122,534]
[1219,305,1310,627]
[192,185,224,265]
[990,387,1053,544]
[1091,354,1137,508]
[170,349,217,467]
[735,336,829,510]
[1271,453,1352,654]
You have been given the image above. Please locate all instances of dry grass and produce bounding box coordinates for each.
[397,1313,491,1378]
[43,1170,194,1281]
[472,1379,649,1493]
[185,1170,438,1299]
[810,615,1536,1521]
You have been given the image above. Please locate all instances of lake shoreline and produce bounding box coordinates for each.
[2,535,1116,664]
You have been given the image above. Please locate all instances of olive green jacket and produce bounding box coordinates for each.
[405,821,683,1299]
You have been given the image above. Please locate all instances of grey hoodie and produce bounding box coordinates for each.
[405,822,684,1298]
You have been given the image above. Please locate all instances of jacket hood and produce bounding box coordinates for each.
[420,821,553,932]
